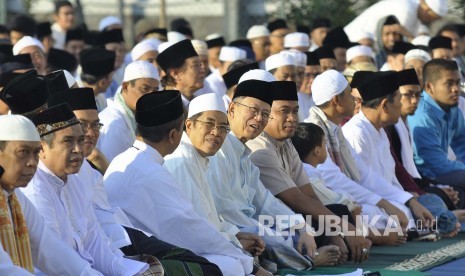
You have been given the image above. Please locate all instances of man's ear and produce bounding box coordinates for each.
[39,141,47,159]
[380,98,389,113]
[185,119,193,135]
[424,81,434,95]
[168,128,178,145]
[121,81,129,93]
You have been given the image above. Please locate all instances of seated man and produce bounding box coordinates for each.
[47,87,222,275]
[0,115,100,275]
[342,71,458,235]
[103,90,257,276]
[98,60,160,161]
[23,104,148,275]
[245,80,370,264]
[408,59,465,190]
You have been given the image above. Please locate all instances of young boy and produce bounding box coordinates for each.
[291,122,362,218]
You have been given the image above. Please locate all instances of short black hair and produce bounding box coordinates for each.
[437,24,459,36]
[55,1,73,14]
[136,109,186,143]
[9,14,36,36]
[361,92,396,109]
[80,72,110,85]
[423,58,459,87]
[291,122,325,160]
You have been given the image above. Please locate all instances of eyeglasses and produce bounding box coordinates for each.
[194,120,230,134]
[234,102,271,121]
[401,92,423,99]
[80,121,104,131]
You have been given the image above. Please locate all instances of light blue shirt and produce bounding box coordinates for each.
[408,91,465,178]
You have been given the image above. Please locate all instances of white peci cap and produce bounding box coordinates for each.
[191,39,208,56]
[284,32,310,48]
[246,25,270,39]
[219,46,247,62]
[13,36,45,55]
[265,52,296,71]
[425,0,448,17]
[158,41,175,53]
[282,49,307,67]
[167,31,187,43]
[311,69,348,105]
[123,60,160,82]
[411,35,431,47]
[187,93,227,118]
[238,69,276,83]
[98,16,122,31]
[346,45,374,64]
[0,115,40,142]
[131,39,160,61]
[404,49,432,63]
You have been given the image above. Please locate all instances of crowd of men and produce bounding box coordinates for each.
[1,0,465,275]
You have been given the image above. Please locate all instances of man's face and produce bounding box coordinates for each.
[418,0,441,24]
[228,97,271,142]
[123,78,159,112]
[351,88,363,115]
[73,109,100,158]
[319,58,337,72]
[208,46,221,69]
[55,5,75,30]
[199,54,209,74]
[186,110,229,157]
[300,65,321,94]
[265,100,299,141]
[251,36,271,62]
[337,85,355,117]
[440,31,462,57]
[270,28,289,54]
[273,65,297,82]
[432,48,453,60]
[105,42,126,69]
[310,27,329,47]
[177,56,205,93]
[383,90,402,126]
[427,70,461,109]
[0,141,41,192]
[405,59,426,88]
[381,24,401,50]
[40,124,84,179]
[10,31,24,45]
[387,54,405,71]
[20,46,47,74]
[138,50,159,68]
[350,56,374,66]
[399,84,422,116]
[333,47,347,72]
[65,40,85,61]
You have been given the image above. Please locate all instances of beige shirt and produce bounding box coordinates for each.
[247,131,309,195]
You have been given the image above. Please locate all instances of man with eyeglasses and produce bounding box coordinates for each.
[246,25,271,69]
[165,93,273,274]
[298,51,320,121]
[97,60,160,162]
[207,71,316,272]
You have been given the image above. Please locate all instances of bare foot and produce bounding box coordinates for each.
[441,222,461,238]
[452,210,465,222]
[314,245,340,266]
[369,229,406,246]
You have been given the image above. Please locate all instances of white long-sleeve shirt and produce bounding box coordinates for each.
[342,111,413,204]
[0,189,100,275]
[22,162,147,275]
[205,69,227,97]
[103,139,253,275]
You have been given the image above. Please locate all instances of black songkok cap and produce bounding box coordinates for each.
[233,80,273,106]
[79,47,115,76]
[305,51,320,66]
[384,15,400,26]
[66,28,84,43]
[36,22,52,38]
[145,28,168,38]
[9,15,36,36]
[267,19,288,33]
[99,29,124,45]
[30,103,79,137]
[315,46,336,60]
[45,70,70,96]
[223,62,259,89]
[1,54,34,72]
[47,88,97,111]
[390,41,415,55]
[351,71,375,88]
[136,90,184,127]
[156,39,198,72]
[323,27,352,49]
[311,17,331,30]
[47,48,78,73]
[397,68,420,86]
[84,30,101,46]
[0,72,22,87]
[428,35,452,50]
[358,71,399,102]
[272,81,298,101]
[206,36,226,49]
[0,71,49,114]
[229,39,252,49]
[176,26,193,37]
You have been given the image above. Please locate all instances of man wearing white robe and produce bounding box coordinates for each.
[0,115,100,275]
[104,90,255,276]
[22,104,148,275]
[341,71,435,230]
[98,60,160,161]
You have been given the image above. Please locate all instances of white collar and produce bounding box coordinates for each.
[132,139,164,165]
